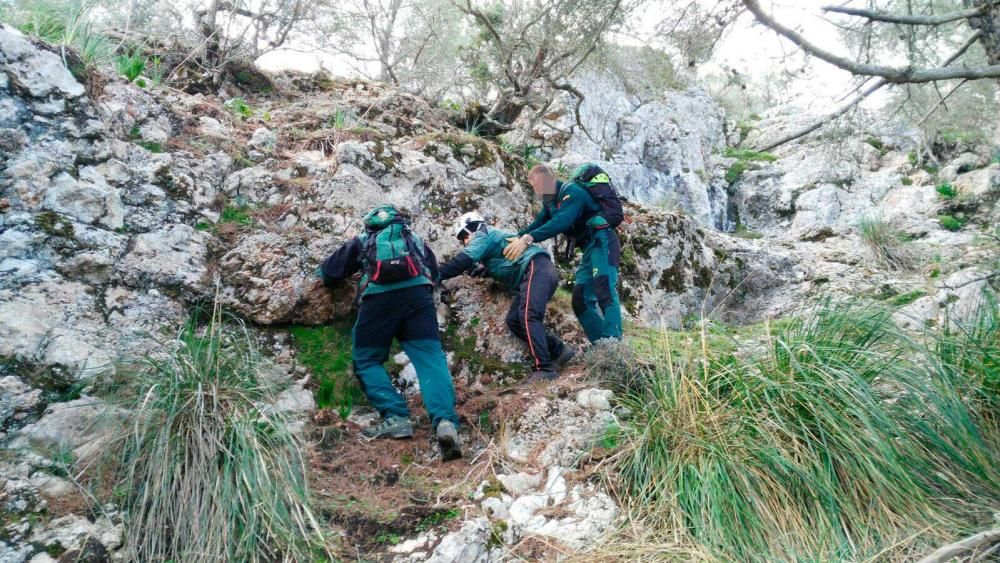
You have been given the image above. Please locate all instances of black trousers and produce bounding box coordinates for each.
[504,255,566,371]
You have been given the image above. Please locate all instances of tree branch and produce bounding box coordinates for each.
[821,4,989,26]
[916,529,1000,563]
[743,0,1000,83]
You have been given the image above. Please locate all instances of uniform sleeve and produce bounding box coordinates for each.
[438,252,475,281]
[517,206,549,237]
[527,187,588,243]
[318,237,362,286]
[422,242,441,282]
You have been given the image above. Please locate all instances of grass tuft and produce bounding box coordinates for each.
[857,215,915,270]
[938,214,964,231]
[936,182,957,200]
[606,301,1000,561]
[109,303,330,562]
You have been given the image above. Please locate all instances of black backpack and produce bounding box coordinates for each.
[571,163,625,228]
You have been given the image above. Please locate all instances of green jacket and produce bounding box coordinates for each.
[439,226,547,290]
[518,180,604,246]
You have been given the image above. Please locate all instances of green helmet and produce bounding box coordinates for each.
[363,204,402,229]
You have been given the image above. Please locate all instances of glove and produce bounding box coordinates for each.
[503,234,532,261]
[470,264,488,278]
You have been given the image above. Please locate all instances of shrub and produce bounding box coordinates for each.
[110,305,329,562]
[935,182,957,200]
[2,0,113,65]
[857,215,914,270]
[938,214,963,231]
[609,302,1000,561]
[725,160,748,184]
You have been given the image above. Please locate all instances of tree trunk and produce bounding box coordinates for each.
[965,1,1000,65]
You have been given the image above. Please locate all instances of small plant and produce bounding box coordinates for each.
[220,204,253,227]
[888,290,926,307]
[725,160,749,184]
[328,108,359,130]
[901,177,913,186]
[136,140,163,153]
[116,49,145,83]
[732,224,763,240]
[935,182,957,200]
[109,303,330,561]
[224,96,254,119]
[865,137,884,151]
[938,214,964,231]
[857,215,914,270]
[288,324,363,417]
[722,147,777,162]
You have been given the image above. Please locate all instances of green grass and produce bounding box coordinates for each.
[887,289,926,307]
[938,214,964,231]
[220,204,254,226]
[109,304,330,562]
[857,215,914,270]
[936,182,957,200]
[607,301,1000,561]
[722,148,778,162]
[933,293,999,413]
[288,323,363,418]
[1,0,113,65]
[136,140,163,153]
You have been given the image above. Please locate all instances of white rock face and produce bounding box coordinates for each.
[505,71,731,227]
[116,225,209,294]
[42,172,125,229]
[0,25,86,99]
[11,398,125,461]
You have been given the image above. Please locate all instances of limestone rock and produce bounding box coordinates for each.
[0,25,85,100]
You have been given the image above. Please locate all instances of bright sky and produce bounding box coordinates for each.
[257,0,886,113]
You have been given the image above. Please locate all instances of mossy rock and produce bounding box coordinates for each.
[34,211,75,238]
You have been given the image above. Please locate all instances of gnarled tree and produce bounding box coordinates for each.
[741,0,1000,150]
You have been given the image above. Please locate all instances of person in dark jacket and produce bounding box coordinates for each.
[316,204,461,461]
[504,164,623,342]
[439,212,576,383]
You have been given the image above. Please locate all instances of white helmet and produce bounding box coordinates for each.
[453,211,486,239]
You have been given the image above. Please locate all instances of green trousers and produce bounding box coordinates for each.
[571,229,623,342]
[352,285,458,430]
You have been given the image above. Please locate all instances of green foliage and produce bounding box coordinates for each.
[935,183,957,200]
[724,148,775,184]
[938,214,964,231]
[288,323,362,417]
[110,305,330,562]
[328,108,359,130]
[900,177,913,186]
[933,294,1000,411]
[725,161,748,184]
[224,97,255,119]
[722,148,777,162]
[136,140,163,153]
[732,224,763,240]
[220,204,253,227]
[865,137,884,151]
[116,49,145,83]
[415,508,460,532]
[888,290,926,307]
[34,211,75,238]
[613,302,1000,561]
[2,0,113,65]
[857,215,914,270]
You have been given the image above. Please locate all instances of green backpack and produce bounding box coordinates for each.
[359,205,428,285]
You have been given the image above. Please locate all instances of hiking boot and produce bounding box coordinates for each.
[554,345,577,368]
[362,415,413,439]
[524,369,558,384]
[436,420,462,462]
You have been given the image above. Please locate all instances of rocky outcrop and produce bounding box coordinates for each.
[504,71,734,228]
